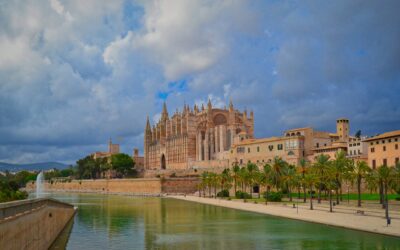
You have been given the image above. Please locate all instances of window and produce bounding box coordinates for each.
[376,141,379,144]
[268,145,274,151]
[349,151,352,155]
[388,139,392,143]
[257,146,260,152]
[371,147,375,153]
[357,143,360,146]
[396,144,398,150]
[395,138,398,142]
[354,150,357,155]
[382,140,385,144]
[358,149,361,154]
[383,159,387,166]
[316,143,319,148]
[248,148,250,153]
[372,160,376,169]
[370,142,373,146]
[277,144,283,150]
[396,158,399,164]
[383,146,386,151]
[324,144,327,146]
[240,159,243,164]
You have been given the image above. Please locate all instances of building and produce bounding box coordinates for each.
[144,100,254,170]
[364,130,400,168]
[230,135,304,166]
[92,139,120,159]
[347,136,368,162]
[133,148,144,170]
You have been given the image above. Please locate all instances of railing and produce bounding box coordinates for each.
[0,198,74,221]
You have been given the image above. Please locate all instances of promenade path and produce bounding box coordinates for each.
[170,195,400,237]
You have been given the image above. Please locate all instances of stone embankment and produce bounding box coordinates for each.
[0,198,76,250]
[171,195,400,237]
[26,178,200,195]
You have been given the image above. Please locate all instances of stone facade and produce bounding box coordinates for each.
[144,100,254,170]
[364,130,400,168]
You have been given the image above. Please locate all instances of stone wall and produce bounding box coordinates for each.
[162,178,200,194]
[26,178,200,195]
[0,198,75,250]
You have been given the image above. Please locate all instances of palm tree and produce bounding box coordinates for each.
[332,150,348,204]
[262,164,272,205]
[377,165,395,218]
[232,164,240,194]
[313,154,331,203]
[304,171,318,210]
[247,163,259,197]
[298,158,308,202]
[282,165,297,202]
[271,157,286,192]
[324,164,337,213]
[351,160,371,207]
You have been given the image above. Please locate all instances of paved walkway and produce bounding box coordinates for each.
[170,195,400,237]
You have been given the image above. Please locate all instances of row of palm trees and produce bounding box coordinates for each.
[199,151,400,216]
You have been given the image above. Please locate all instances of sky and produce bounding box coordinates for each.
[0,0,399,164]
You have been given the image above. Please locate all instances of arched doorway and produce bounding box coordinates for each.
[161,154,166,170]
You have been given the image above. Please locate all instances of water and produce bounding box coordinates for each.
[50,193,400,250]
[36,172,44,198]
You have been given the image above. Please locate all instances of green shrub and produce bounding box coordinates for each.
[235,191,252,199]
[217,189,229,197]
[264,191,283,202]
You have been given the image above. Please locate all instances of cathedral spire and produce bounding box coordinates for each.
[146,115,151,132]
[161,102,169,121]
[229,98,234,112]
[207,98,212,110]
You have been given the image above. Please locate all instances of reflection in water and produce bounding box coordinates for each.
[49,193,400,250]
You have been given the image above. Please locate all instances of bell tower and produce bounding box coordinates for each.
[336,118,349,142]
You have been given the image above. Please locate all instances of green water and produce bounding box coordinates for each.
[49,193,400,250]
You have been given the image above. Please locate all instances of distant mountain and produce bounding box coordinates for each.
[0,161,69,172]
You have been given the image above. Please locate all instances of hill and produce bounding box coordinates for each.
[0,161,69,172]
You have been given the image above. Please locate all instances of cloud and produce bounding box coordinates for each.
[0,0,399,164]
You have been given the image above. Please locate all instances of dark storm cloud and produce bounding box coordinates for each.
[0,0,399,163]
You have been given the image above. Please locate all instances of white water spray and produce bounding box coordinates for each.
[36,171,44,198]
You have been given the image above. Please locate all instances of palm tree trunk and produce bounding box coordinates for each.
[336,188,339,205]
[303,186,307,203]
[234,178,237,193]
[318,184,321,204]
[297,186,300,199]
[339,185,343,202]
[379,180,385,208]
[310,186,313,210]
[385,184,389,220]
[329,190,333,212]
[289,186,292,202]
[357,176,362,207]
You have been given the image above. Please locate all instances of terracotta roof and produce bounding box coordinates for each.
[312,144,347,151]
[234,136,287,146]
[364,130,400,142]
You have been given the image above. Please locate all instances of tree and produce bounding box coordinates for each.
[376,165,395,218]
[355,130,362,139]
[313,154,331,203]
[332,150,348,204]
[246,163,259,197]
[298,158,308,202]
[271,157,286,191]
[351,160,371,207]
[232,163,240,194]
[304,172,318,210]
[262,164,272,204]
[110,153,135,177]
[282,165,297,202]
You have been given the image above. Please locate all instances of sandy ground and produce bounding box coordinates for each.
[170,195,400,237]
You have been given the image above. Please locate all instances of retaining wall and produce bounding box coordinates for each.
[0,198,76,250]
